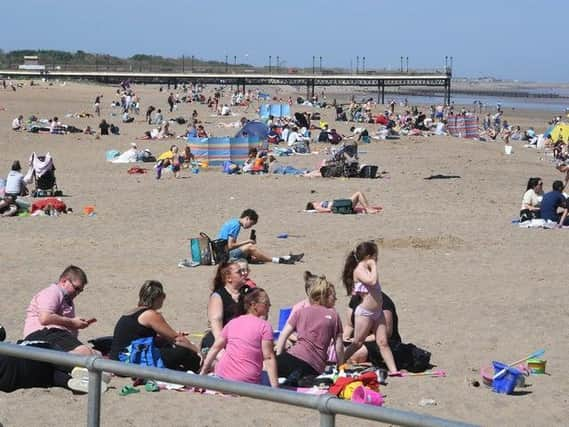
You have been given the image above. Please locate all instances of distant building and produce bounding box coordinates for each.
[18,56,45,71]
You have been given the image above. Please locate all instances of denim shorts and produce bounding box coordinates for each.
[229,247,245,261]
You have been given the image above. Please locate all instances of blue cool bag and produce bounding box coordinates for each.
[118,337,165,368]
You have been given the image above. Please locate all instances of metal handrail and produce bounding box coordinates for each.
[0,342,476,427]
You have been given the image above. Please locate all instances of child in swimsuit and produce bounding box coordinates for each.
[341,241,398,373]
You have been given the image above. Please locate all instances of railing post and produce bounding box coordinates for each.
[317,394,336,427]
[86,357,102,427]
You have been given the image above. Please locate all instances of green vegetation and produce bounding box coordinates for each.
[0,49,246,73]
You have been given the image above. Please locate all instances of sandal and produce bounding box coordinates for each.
[119,385,140,396]
[145,380,160,392]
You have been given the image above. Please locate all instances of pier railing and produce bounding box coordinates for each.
[0,342,476,427]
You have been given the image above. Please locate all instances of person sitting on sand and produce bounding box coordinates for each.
[305,191,380,214]
[540,180,569,228]
[23,265,98,356]
[275,277,344,383]
[200,287,278,387]
[218,208,304,264]
[200,262,246,351]
[12,115,24,131]
[155,144,182,179]
[4,160,27,199]
[343,290,401,366]
[109,280,201,372]
[236,258,257,288]
[520,177,543,222]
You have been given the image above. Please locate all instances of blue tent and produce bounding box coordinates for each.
[235,121,269,140]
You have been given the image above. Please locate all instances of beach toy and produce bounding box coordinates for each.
[82,206,95,216]
[492,361,522,394]
[340,380,363,400]
[192,166,200,174]
[199,160,209,168]
[480,365,494,387]
[493,349,544,380]
[527,358,547,374]
[389,370,446,378]
[351,385,384,406]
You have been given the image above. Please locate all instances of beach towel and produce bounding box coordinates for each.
[30,197,67,214]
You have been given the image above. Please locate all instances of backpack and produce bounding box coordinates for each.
[331,199,354,214]
[118,337,165,368]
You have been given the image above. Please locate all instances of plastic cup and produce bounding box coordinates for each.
[505,145,513,155]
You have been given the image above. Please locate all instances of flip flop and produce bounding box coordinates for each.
[145,380,160,392]
[119,385,140,396]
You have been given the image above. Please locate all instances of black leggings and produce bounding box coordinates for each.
[159,345,200,373]
[276,352,318,378]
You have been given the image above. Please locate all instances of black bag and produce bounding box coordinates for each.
[210,238,229,264]
[331,199,354,214]
[198,232,229,265]
[359,165,378,179]
[344,163,360,178]
[320,164,343,178]
[390,342,432,373]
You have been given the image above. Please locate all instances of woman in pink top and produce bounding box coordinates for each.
[276,277,344,381]
[200,287,278,387]
[341,241,397,373]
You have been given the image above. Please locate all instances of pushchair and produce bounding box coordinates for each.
[320,143,359,178]
[27,152,62,197]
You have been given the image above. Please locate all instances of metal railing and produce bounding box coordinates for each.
[0,343,476,427]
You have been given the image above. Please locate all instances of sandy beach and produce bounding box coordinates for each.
[0,81,567,426]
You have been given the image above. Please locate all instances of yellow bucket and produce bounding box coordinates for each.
[340,381,363,400]
[527,358,546,374]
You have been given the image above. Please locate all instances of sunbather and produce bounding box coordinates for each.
[305,191,379,214]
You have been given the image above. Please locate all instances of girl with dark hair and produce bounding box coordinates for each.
[341,242,398,373]
[200,287,277,387]
[520,177,543,222]
[109,280,201,372]
[201,262,245,351]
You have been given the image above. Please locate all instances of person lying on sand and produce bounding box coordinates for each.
[306,191,380,214]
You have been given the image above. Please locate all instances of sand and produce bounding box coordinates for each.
[0,81,567,426]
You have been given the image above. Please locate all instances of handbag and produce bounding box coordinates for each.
[190,233,212,265]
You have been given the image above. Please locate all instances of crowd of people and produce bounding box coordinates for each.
[1,236,407,393]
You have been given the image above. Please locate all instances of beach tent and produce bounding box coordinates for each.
[235,121,269,140]
[188,136,258,166]
[549,123,569,143]
[259,104,291,119]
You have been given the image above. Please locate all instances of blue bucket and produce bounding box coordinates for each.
[492,361,522,394]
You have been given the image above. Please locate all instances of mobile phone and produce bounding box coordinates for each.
[250,229,256,242]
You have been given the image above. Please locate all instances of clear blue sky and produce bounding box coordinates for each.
[2,0,566,83]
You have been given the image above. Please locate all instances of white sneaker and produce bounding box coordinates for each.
[68,367,111,393]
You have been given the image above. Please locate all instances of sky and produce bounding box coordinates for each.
[2,0,567,83]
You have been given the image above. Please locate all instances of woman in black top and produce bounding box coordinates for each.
[110,280,200,372]
[200,262,245,351]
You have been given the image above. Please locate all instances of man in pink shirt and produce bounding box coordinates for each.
[23,265,97,356]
